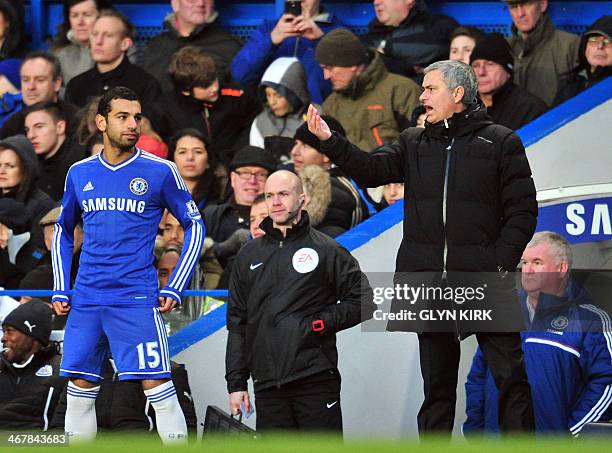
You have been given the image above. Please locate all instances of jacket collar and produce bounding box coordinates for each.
[95,54,129,79]
[423,100,493,140]
[260,210,311,242]
[512,13,556,56]
[164,12,219,39]
[339,50,387,99]
[520,278,593,325]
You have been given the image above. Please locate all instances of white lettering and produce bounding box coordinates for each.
[126,199,137,212]
[566,203,585,235]
[95,198,107,211]
[108,198,116,210]
[591,203,612,235]
[82,200,88,212]
[87,199,95,212]
[137,201,145,213]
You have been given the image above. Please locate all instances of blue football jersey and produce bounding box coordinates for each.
[52,149,205,306]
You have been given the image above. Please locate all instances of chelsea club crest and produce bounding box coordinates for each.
[551,315,569,330]
[130,178,148,195]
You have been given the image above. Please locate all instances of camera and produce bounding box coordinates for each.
[285,0,301,17]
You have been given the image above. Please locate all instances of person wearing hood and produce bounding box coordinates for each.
[315,28,420,152]
[0,135,54,253]
[0,198,33,288]
[0,300,66,429]
[144,0,242,92]
[555,15,612,105]
[362,0,458,81]
[250,57,318,164]
[307,59,537,435]
[231,0,343,104]
[464,232,612,435]
[0,0,26,61]
[505,0,580,107]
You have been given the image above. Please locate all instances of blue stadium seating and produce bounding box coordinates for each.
[23,1,612,51]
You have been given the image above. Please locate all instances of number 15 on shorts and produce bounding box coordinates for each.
[136,341,161,369]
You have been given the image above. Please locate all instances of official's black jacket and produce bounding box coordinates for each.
[225,213,373,393]
[0,348,66,429]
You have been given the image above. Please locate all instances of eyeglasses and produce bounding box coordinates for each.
[233,170,268,182]
[587,35,612,47]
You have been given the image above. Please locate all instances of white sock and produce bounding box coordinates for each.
[65,381,100,443]
[144,381,188,444]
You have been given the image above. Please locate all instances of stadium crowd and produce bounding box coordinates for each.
[0,0,610,438]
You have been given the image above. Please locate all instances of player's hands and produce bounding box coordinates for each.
[292,16,324,40]
[270,14,301,45]
[229,391,251,416]
[158,296,177,313]
[52,301,71,316]
[307,104,332,140]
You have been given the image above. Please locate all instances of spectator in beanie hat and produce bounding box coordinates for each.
[0,300,66,429]
[471,32,548,131]
[315,28,420,151]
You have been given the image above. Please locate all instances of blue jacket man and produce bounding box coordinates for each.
[464,232,612,436]
[231,1,343,104]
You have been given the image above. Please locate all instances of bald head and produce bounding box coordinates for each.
[264,170,306,231]
[265,170,303,194]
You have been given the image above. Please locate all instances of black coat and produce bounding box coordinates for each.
[143,17,242,92]
[362,2,458,79]
[320,103,537,273]
[225,213,373,393]
[146,86,261,165]
[37,138,86,201]
[0,349,66,429]
[486,81,548,131]
[320,103,537,335]
[64,56,161,109]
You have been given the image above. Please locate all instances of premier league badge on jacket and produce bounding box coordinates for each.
[186,200,202,220]
[129,177,148,195]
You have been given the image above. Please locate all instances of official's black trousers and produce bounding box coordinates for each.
[417,332,534,436]
[255,369,343,433]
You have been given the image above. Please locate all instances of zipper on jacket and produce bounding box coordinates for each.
[442,135,454,279]
[279,241,283,249]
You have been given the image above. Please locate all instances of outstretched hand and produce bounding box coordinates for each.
[306,105,332,141]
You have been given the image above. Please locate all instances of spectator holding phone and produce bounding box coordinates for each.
[231,0,343,104]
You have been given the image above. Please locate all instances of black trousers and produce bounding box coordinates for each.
[255,369,343,433]
[417,332,534,436]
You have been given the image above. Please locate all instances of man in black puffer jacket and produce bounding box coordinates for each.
[307,59,537,436]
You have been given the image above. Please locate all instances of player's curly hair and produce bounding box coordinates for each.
[97,86,140,118]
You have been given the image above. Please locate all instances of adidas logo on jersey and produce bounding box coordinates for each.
[83,181,94,192]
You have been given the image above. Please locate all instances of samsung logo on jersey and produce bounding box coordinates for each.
[82,197,146,214]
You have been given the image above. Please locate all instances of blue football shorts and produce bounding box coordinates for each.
[60,304,171,382]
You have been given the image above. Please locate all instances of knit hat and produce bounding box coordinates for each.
[0,58,21,90]
[228,146,278,174]
[0,135,40,180]
[0,198,31,234]
[294,115,346,152]
[3,301,53,346]
[315,28,369,67]
[470,32,514,75]
[585,15,612,40]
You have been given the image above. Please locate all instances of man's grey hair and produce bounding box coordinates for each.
[526,231,573,270]
[423,60,478,106]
